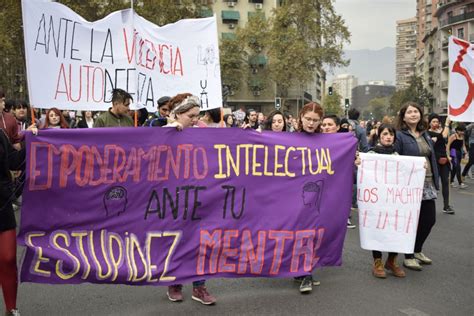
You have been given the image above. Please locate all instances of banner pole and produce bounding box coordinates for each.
[30,106,36,125]
[131,0,136,127]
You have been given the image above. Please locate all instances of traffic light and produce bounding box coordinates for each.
[328,87,333,96]
[275,97,281,109]
[345,98,350,108]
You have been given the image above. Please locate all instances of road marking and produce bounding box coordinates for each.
[399,308,430,316]
[458,190,474,196]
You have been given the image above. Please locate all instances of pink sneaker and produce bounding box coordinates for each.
[167,285,183,302]
[192,285,216,305]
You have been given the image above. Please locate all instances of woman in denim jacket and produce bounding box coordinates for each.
[394,102,439,271]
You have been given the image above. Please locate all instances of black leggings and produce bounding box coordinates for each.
[438,162,451,209]
[450,150,463,184]
[405,199,436,258]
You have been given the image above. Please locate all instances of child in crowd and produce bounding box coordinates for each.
[360,124,406,279]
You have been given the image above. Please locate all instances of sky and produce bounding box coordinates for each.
[333,0,417,51]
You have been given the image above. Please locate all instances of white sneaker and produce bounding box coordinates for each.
[347,219,356,229]
[414,252,432,264]
[403,258,422,271]
[459,183,468,189]
[451,182,458,188]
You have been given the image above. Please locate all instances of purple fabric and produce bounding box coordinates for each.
[19,128,357,285]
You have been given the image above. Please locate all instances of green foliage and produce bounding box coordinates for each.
[389,76,432,114]
[219,38,246,93]
[0,0,26,98]
[135,0,210,26]
[57,0,208,25]
[236,14,270,93]
[322,91,343,116]
[267,0,350,97]
[363,97,390,121]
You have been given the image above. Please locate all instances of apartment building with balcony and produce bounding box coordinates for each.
[396,17,418,89]
[416,0,440,60]
[434,0,474,113]
[416,0,474,113]
[210,0,326,115]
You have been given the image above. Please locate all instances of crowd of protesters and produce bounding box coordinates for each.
[1,86,473,315]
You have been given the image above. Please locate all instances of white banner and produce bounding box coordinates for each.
[448,36,474,122]
[357,153,426,254]
[22,0,222,111]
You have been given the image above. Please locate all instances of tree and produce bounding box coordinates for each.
[219,38,246,93]
[134,0,211,26]
[58,0,210,25]
[0,1,26,99]
[363,97,390,121]
[322,91,343,116]
[236,13,271,94]
[389,76,432,114]
[267,0,350,108]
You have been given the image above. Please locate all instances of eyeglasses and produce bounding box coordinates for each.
[303,117,320,124]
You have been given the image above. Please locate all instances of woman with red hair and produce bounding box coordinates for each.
[43,108,69,129]
[294,102,324,294]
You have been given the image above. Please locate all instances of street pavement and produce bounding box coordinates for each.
[5,177,474,315]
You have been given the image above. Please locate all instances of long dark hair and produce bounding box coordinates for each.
[396,101,427,132]
[263,110,287,131]
[224,114,236,127]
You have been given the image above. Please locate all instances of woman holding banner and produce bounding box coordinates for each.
[0,130,27,316]
[363,124,406,278]
[293,102,324,294]
[428,114,455,214]
[164,95,217,305]
[395,102,439,271]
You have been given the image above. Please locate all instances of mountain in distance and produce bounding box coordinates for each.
[327,47,396,85]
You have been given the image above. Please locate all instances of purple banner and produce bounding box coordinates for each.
[19,128,357,285]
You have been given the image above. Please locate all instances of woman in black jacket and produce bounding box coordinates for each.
[428,114,454,214]
[0,131,26,316]
[395,102,439,271]
[76,111,95,128]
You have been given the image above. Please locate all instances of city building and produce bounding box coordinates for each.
[416,0,473,114]
[211,0,326,115]
[351,84,396,111]
[331,74,358,109]
[396,17,417,89]
[416,0,440,60]
[434,0,474,113]
[366,80,392,86]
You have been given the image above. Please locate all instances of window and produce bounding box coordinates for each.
[458,28,464,39]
